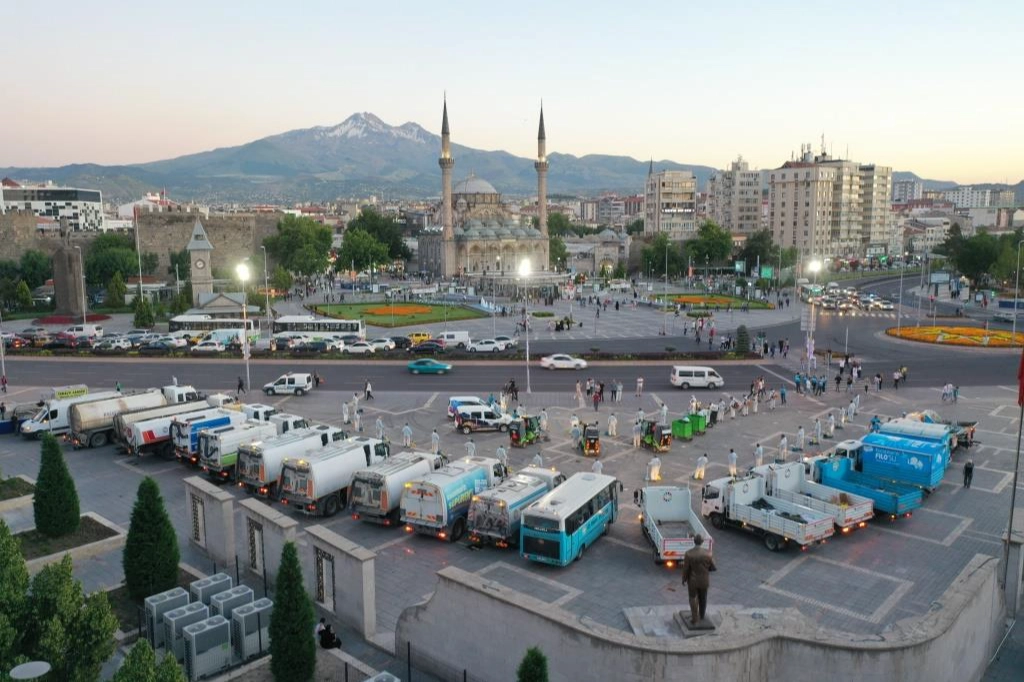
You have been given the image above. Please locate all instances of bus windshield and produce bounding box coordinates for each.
[521,514,560,532]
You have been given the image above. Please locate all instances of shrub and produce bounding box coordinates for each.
[517,647,549,682]
[736,325,750,353]
[269,542,315,682]
[33,434,80,538]
[531,311,554,318]
[123,477,180,602]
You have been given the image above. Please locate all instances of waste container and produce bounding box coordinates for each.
[691,412,707,435]
[672,418,693,440]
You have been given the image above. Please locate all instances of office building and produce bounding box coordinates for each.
[644,166,697,239]
[707,156,763,235]
[1,180,104,231]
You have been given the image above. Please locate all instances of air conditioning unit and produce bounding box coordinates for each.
[163,602,209,662]
[143,586,189,649]
[231,597,273,661]
[210,585,253,620]
[183,615,231,681]
[189,573,232,606]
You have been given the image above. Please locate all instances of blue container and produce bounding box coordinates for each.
[816,456,922,515]
[859,433,947,490]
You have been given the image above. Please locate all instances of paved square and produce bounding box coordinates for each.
[477,562,581,605]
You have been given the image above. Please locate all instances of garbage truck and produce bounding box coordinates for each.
[199,421,279,481]
[236,426,347,499]
[468,467,565,547]
[69,385,201,448]
[814,454,923,518]
[278,437,391,517]
[114,394,234,452]
[700,474,834,551]
[639,486,713,566]
[402,456,509,542]
[752,461,874,532]
[122,398,236,458]
[349,451,449,526]
[171,410,248,464]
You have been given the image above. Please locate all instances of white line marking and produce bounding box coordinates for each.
[476,561,583,606]
[371,533,413,552]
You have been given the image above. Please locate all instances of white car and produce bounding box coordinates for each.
[96,337,133,350]
[469,339,503,353]
[540,354,588,370]
[369,337,396,351]
[155,335,189,348]
[191,340,225,353]
[345,341,376,355]
[493,335,518,349]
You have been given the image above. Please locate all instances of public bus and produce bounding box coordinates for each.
[167,315,259,343]
[519,472,619,566]
[798,283,824,302]
[271,315,366,340]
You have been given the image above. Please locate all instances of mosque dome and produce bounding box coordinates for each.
[453,174,498,195]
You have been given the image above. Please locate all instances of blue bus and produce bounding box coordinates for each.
[519,472,619,566]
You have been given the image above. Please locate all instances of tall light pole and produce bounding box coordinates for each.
[260,245,271,337]
[807,260,822,371]
[519,259,532,395]
[662,242,669,336]
[73,246,86,326]
[1013,240,1024,342]
[0,306,7,385]
[236,263,251,393]
[897,254,906,336]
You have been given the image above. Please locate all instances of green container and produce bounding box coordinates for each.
[691,413,707,434]
[672,418,693,440]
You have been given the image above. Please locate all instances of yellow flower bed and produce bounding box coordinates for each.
[363,304,432,316]
[672,295,737,306]
[887,325,1024,347]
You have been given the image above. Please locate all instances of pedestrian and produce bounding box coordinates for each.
[813,418,822,445]
[608,413,618,437]
[636,376,644,397]
[659,401,669,426]
[632,420,643,448]
[593,391,600,412]
[466,438,476,458]
[539,408,549,433]
[341,401,350,425]
[532,452,544,467]
[115,380,122,393]
[431,428,440,454]
[0,402,5,420]
[752,393,759,414]
[729,398,737,420]
[846,375,853,392]
[364,380,374,400]
[963,460,974,487]
[728,448,738,477]
[315,617,326,638]
[680,534,716,627]
[779,435,789,461]
[953,385,959,403]
[353,411,362,432]
[892,369,900,390]
[495,444,508,468]
[236,376,246,396]
[352,392,360,415]
[375,417,385,440]
[647,454,662,482]
[780,385,787,405]
[827,412,836,438]
[754,443,764,467]
[402,423,413,447]
[0,375,7,393]
[694,453,708,480]
[796,426,805,451]
[591,459,604,475]
[318,624,342,650]
[575,380,584,409]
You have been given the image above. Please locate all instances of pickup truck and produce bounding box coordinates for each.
[814,454,922,518]
[640,486,712,566]
[350,451,449,526]
[468,467,565,547]
[752,461,874,532]
[700,474,834,551]
[402,456,509,542]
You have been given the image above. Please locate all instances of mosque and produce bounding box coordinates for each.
[418,100,551,280]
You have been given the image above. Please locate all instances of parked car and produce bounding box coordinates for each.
[43,337,88,350]
[369,337,396,351]
[454,405,512,433]
[95,337,133,351]
[294,339,342,353]
[493,335,518,349]
[340,334,362,346]
[154,335,188,349]
[468,339,503,353]
[874,301,895,311]
[407,358,453,375]
[141,340,177,354]
[344,341,376,355]
[3,335,30,349]
[191,340,225,353]
[20,327,48,340]
[408,341,446,355]
[263,372,315,396]
[389,335,413,350]
[408,331,432,344]
[540,354,587,370]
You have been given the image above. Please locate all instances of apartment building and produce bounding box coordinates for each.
[941,186,990,209]
[992,189,1016,207]
[707,156,762,235]
[892,179,923,203]
[644,168,697,239]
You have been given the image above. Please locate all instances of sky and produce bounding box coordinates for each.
[1,0,1021,184]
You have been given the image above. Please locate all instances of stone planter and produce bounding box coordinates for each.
[0,475,36,513]
[24,512,126,575]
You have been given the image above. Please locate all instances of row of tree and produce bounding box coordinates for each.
[937,224,1024,286]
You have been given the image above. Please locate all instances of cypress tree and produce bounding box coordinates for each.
[33,434,80,537]
[517,647,549,682]
[0,519,29,673]
[123,477,180,601]
[736,325,751,354]
[269,542,315,682]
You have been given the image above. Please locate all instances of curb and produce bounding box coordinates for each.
[0,475,36,513]
[24,511,127,575]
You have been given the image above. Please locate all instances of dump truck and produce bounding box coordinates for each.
[278,437,391,517]
[69,385,200,448]
[401,456,509,542]
[20,390,120,439]
[468,467,565,547]
[814,454,923,518]
[700,474,834,551]
[752,461,874,532]
[640,486,713,566]
[199,421,280,481]
[349,451,449,526]
[834,434,948,492]
[236,426,347,499]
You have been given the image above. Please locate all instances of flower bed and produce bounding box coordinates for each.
[886,325,1024,347]
[665,294,773,310]
[363,304,432,316]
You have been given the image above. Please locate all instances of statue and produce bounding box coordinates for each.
[680,534,717,629]
[51,230,86,318]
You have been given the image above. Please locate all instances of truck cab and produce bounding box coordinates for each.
[162,385,201,404]
[242,403,277,422]
[270,412,309,435]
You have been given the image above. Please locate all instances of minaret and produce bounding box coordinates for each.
[438,96,457,277]
[534,104,549,237]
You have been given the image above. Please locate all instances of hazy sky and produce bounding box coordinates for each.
[2,0,1020,183]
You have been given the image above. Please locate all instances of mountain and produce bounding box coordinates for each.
[891,171,959,192]
[0,112,714,203]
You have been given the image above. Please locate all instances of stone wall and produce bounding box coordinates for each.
[396,554,1004,682]
[136,209,282,275]
[183,476,236,574]
[0,211,97,262]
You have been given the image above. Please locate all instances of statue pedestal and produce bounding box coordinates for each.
[674,610,719,637]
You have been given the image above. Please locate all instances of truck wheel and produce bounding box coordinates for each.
[710,513,724,529]
[576,544,585,562]
[323,495,339,517]
[451,518,466,542]
[764,534,781,552]
[89,432,108,448]
[264,388,273,396]
[296,388,305,396]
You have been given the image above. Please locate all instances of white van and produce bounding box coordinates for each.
[455,405,514,434]
[63,324,104,340]
[447,396,487,419]
[263,372,315,396]
[670,366,724,389]
[435,331,471,349]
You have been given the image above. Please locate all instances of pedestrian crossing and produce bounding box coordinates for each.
[816,311,909,320]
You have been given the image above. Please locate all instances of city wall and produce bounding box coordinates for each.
[396,554,1003,682]
[0,211,97,261]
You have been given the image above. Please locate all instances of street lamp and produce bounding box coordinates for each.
[897,253,907,336]
[1013,240,1024,342]
[73,246,87,326]
[519,258,532,395]
[236,263,251,393]
[806,259,822,371]
[260,245,271,337]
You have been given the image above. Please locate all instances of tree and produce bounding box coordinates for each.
[545,212,574,237]
[685,220,733,265]
[263,215,333,277]
[736,230,775,273]
[953,233,1000,283]
[113,638,157,682]
[269,542,315,682]
[107,270,128,308]
[641,233,686,278]
[0,260,19,282]
[141,252,159,276]
[0,520,28,674]
[336,228,390,274]
[625,219,645,235]
[25,556,117,682]
[155,650,187,682]
[19,249,52,289]
[548,235,568,269]
[123,478,180,602]
[271,264,294,292]
[346,208,411,261]
[134,296,156,329]
[167,249,190,278]
[86,247,138,287]
[15,280,33,311]
[34,434,80,538]
[517,647,549,682]
[612,261,627,279]
[736,325,750,353]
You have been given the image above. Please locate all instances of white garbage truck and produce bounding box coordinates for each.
[401,456,509,542]
[639,486,713,566]
[199,421,280,481]
[468,467,565,547]
[278,437,391,517]
[114,393,235,455]
[700,474,834,551]
[236,426,347,499]
[349,451,449,526]
[752,461,874,532]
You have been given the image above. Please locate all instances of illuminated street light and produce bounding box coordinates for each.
[236,263,252,393]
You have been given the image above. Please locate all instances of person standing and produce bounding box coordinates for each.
[636,376,644,397]
[779,385,787,406]
[659,402,669,426]
[401,423,413,447]
[375,417,385,440]
[539,408,549,434]
[431,428,440,454]
[352,392,360,415]
[607,413,618,437]
[779,435,789,461]
[465,438,476,458]
[341,401,350,425]
[575,381,585,409]
[495,444,508,469]
[813,418,822,445]
[754,443,763,467]
[632,420,643,448]
[694,453,708,480]
[963,459,974,488]
[591,459,604,475]
[115,380,122,393]
[827,412,836,438]
[353,411,362,433]
[532,452,544,467]
[796,426,805,451]
[593,391,601,412]
[680,534,716,627]
[728,449,738,477]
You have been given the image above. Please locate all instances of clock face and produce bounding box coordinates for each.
[194,259,206,270]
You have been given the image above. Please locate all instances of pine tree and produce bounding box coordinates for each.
[0,520,29,674]
[517,647,549,682]
[134,296,155,329]
[112,638,157,682]
[269,542,315,682]
[33,434,80,538]
[123,477,180,601]
[155,649,188,682]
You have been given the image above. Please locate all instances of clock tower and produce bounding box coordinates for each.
[186,219,214,306]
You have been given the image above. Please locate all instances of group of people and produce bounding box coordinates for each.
[574,378,627,410]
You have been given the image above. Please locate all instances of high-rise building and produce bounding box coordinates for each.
[892,179,923,203]
[941,186,990,209]
[0,180,104,231]
[768,148,837,259]
[707,156,762,235]
[992,189,1016,207]
[644,166,697,239]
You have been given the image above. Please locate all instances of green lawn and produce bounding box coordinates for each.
[313,302,487,328]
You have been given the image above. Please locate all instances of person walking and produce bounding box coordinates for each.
[236,376,246,396]
[636,376,644,397]
[963,459,974,488]
[364,380,374,400]
[632,420,643,448]
[402,423,413,447]
[754,443,764,467]
[495,444,507,468]
[375,417,385,440]
[465,438,476,458]
[532,452,544,467]
[779,435,789,461]
[892,369,900,390]
[431,428,440,454]
[728,448,738,477]
[694,453,708,480]
[607,413,618,437]
[591,459,604,475]
[779,385,787,406]
[593,391,601,412]
[341,401,350,425]
[646,454,662,483]
[680,534,716,627]
[659,401,669,426]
